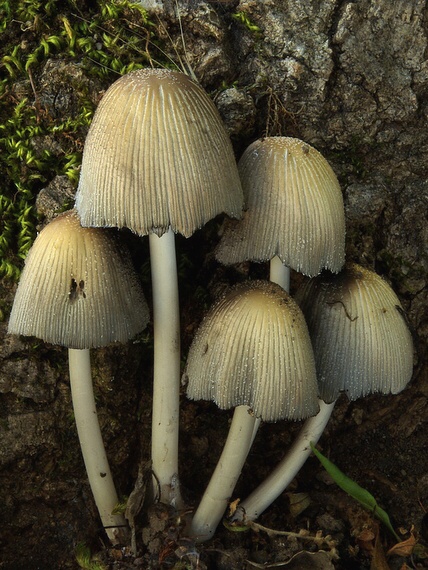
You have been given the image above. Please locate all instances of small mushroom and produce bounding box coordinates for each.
[183,280,318,541]
[296,262,414,402]
[216,136,346,288]
[8,209,149,544]
[231,263,413,524]
[75,68,243,506]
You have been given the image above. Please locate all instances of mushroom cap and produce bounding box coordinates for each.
[296,263,414,402]
[216,137,346,276]
[8,209,149,349]
[183,280,319,422]
[75,68,243,238]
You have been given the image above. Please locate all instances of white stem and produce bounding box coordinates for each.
[68,348,127,544]
[231,400,335,522]
[149,229,182,508]
[190,405,257,542]
[270,256,290,291]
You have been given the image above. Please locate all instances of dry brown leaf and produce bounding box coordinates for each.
[228,498,241,517]
[357,528,376,554]
[286,492,311,517]
[387,533,416,557]
[370,527,390,570]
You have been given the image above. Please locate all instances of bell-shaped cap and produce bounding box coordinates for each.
[8,209,149,349]
[296,263,414,402]
[75,68,243,238]
[183,280,319,422]
[216,137,345,276]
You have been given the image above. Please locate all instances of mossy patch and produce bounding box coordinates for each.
[0,0,171,281]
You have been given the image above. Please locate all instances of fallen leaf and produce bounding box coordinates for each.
[387,533,416,557]
[228,498,241,517]
[287,492,311,517]
[370,526,390,570]
[357,528,376,554]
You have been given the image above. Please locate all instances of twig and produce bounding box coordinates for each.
[245,520,337,550]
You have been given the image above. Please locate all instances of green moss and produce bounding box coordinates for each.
[0,0,169,281]
[232,11,262,37]
[75,542,107,570]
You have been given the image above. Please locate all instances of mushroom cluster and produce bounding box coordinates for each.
[186,135,413,536]
[7,67,414,550]
[229,262,414,524]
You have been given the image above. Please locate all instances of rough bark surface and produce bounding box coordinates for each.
[1,1,427,568]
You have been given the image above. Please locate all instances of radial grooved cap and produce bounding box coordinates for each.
[75,68,243,237]
[8,209,149,349]
[184,280,319,422]
[216,137,345,276]
[296,263,414,402]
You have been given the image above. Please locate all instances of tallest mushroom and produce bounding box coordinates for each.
[75,68,243,506]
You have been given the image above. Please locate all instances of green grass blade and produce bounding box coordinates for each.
[310,443,399,541]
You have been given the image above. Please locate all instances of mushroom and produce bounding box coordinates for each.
[216,136,346,289]
[183,280,318,542]
[230,263,413,523]
[297,262,414,401]
[8,209,149,544]
[75,68,243,506]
